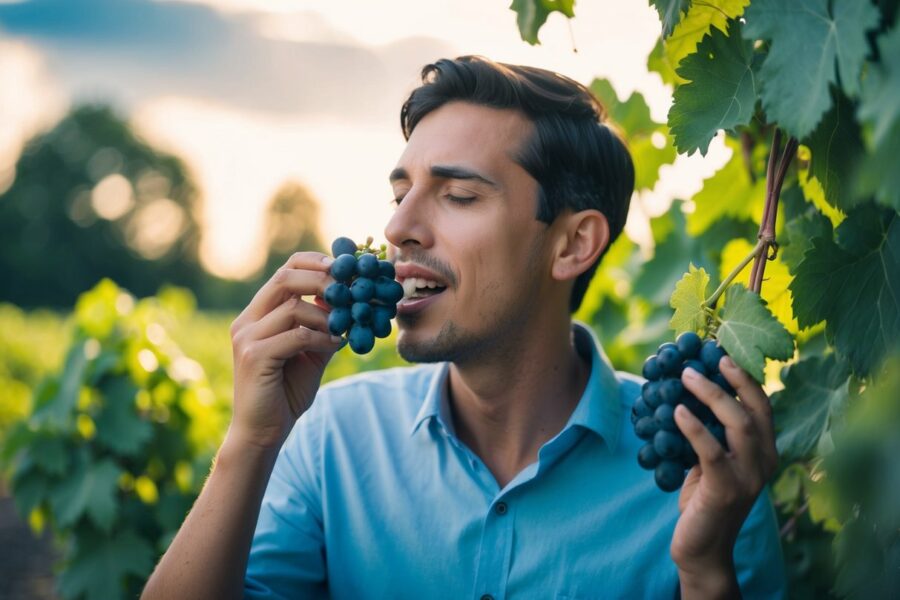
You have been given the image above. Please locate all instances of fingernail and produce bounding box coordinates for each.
[331,335,343,343]
[322,256,334,266]
[683,367,699,380]
[722,356,736,369]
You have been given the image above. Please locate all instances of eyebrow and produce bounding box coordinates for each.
[389,165,498,188]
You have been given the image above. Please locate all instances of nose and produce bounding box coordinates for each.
[384,187,435,253]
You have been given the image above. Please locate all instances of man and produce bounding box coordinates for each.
[142,56,785,599]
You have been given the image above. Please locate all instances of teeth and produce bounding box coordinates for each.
[401,277,444,299]
[402,278,417,299]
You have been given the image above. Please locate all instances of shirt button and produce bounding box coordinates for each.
[480,595,494,600]
[495,502,508,515]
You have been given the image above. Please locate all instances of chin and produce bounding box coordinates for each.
[396,320,489,365]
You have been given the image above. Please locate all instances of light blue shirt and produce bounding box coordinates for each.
[245,324,786,599]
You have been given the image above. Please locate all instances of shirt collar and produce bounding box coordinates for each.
[408,322,623,451]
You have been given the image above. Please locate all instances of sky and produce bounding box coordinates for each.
[0,0,729,278]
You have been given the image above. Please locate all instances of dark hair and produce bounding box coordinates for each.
[400,55,635,313]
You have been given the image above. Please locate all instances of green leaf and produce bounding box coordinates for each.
[720,238,798,333]
[858,22,900,149]
[94,378,154,456]
[662,0,750,70]
[743,0,880,139]
[669,263,711,335]
[686,137,765,235]
[32,341,89,430]
[716,284,794,382]
[805,92,865,212]
[669,19,758,155]
[790,204,900,376]
[650,0,692,37]
[10,468,50,517]
[781,207,833,274]
[856,119,900,212]
[509,0,574,45]
[30,436,69,476]
[771,354,851,460]
[57,528,154,600]
[648,38,683,86]
[50,457,121,532]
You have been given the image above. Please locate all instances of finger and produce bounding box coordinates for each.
[237,254,334,326]
[256,325,345,362]
[719,356,778,471]
[245,296,331,342]
[682,367,757,446]
[674,404,732,478]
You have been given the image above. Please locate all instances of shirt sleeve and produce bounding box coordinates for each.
[733,487,787,599]
[244,401,328,599]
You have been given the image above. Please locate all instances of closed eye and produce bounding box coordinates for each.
[447,194,476,205]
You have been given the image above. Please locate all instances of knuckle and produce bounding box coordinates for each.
[237,342,260,367]
[271,267,289,286]
[738,413,755,435]
[292,326,312,344]
[706,445,727,465]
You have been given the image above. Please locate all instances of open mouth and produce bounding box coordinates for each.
[401,277,448,300]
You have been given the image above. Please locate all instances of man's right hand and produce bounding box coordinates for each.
[228,251,345,450]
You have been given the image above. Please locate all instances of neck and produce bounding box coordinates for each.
[446,319,590,488]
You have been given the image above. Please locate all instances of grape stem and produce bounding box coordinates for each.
[749,130,798,294]
[703,239,766,308]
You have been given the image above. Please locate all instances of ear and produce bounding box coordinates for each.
[550,209,610,283]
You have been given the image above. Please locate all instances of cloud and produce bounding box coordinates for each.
[0,0,454,118]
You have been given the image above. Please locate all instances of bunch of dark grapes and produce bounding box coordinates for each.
[324,236,404,354]
[632,332,735,492]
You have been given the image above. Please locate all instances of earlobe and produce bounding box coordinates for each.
[550,210,610,282]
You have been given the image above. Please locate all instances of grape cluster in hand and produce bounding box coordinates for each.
[632,332,735,492]
[324,237,404,354]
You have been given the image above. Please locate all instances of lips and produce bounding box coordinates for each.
[394,262,449,314]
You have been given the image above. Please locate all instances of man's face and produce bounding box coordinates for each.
[385,101,554,363]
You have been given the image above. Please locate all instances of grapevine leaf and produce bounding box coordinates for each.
[771,354,851,460]
[856,120,900,212]
[669,19,757,156]
[686,137,765,235]
[858,23,900,149]
[57,528,155,600]
[662,0,750,70]
[29,436,69,476]
[648,38,683,85]
[50,458,121,532]
[797,163,845,228]
[649,0,692,37]
[590,79,676,190]
[805,91,865,212]
[790,204,900,376]
[31,342,88,430]
[743,0,880,139]
[94,378,153,456]
[509,0,574,45]
[716,284,794,382]
[781,208,833,275]
[10,468,49,516]
[721,238,798,333]
[669,263,710,335]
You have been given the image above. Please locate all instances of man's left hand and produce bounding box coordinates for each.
[670,355,779,599]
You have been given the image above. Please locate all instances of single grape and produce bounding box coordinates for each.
[642,381,663,409]
[347,324,375,354]
[700,340,727,374]
[330,254,358,282]
[371,306,393,338]
[682,359,707,378]
[332,237,358,258]
[642,355,663,381]
[350,277,375,302]
[711,372,736,396]
[653,430,684,459]
[676,331,702,359]
[635,416,658,441]
[323,282,352,307]
[351,302,372,325]
[657,345,683,376]
[655,461,686,492]
[328,307,352,336]
[632,396,652,421]
[654,404,677,432]
[378,260,395,279]
[357,253,380,278]
[375,276,404,304]
[658,379,684,406]
[638,443,661,470]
